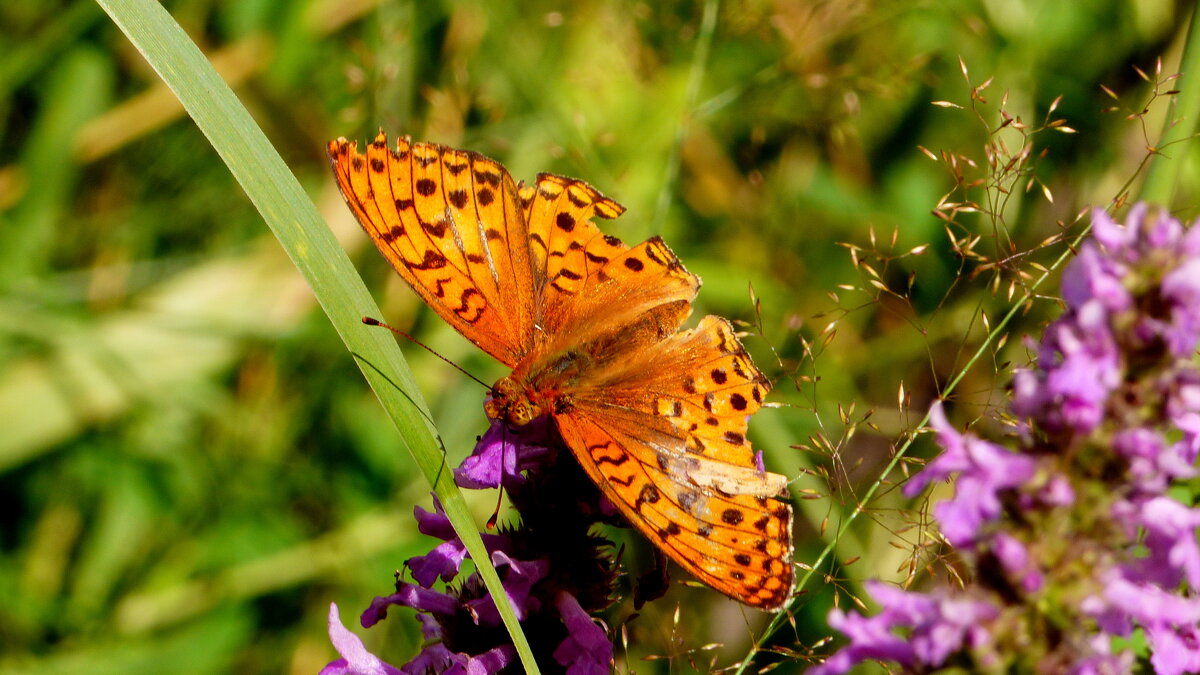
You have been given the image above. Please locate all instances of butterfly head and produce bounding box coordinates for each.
[485,375,544,427]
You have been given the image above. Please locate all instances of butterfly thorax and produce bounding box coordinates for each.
[485,347,593,426]
[486,300,692,429]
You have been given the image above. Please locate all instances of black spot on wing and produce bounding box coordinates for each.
[416,178,437,196]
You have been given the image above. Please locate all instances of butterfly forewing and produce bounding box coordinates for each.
[328,133,535,366]
[519,174,628,303]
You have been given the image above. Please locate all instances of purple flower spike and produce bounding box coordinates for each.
[320,603,403,675]
[553,591,613,675]
[820,204,1200,673]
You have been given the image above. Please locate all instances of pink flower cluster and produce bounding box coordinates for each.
[818,205,1200,674]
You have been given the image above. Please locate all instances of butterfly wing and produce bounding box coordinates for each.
[328,133,535,367]
[518,174,626,302]
[553,315,794,610]
[515,175,708,346]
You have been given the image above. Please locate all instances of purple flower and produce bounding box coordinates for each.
[1060,243,1130,313]
[1092,204,1143,257]
[342,475,609,675]
[1013,301,1122,434]
[360,522,549,633]
[1111,428,1197,494]
[1039,473,1075,506]
[1081,567,1200,674]
[905,403,1036,546]
[1165,369,1200,461]
[465,551,549,624]
[1128,497,1200,589]
[455,417,553,490]
[405,500,511,589]
[1147,622,1200,675]
[1091,571,1200,632]
[811,582,998,674]
[320,604,403,675]
[1161,258,1200,357]
[821,205,1200,673]
[397,643,516,675]
[361,584,459,628]
[552,591,613,675]
[1066,636,1135,675]
[1087,205,1200,359]
[992,532,1042,593]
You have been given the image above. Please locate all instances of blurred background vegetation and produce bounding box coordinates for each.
[0,0,1195,672]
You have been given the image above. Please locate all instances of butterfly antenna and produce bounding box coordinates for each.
[361,317,491,389]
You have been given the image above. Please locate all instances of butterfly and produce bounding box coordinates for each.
[327,132,794,610]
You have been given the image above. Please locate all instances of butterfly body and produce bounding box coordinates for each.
[329,132,794,610]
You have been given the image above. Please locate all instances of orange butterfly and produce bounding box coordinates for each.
[327,132,794,610]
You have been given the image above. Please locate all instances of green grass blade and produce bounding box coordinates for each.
[1141,7,1200,206]
[92,1,540,672]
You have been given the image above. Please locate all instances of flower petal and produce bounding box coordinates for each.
[321,603,403,675]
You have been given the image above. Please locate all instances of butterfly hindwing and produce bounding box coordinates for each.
[555,315,794,609]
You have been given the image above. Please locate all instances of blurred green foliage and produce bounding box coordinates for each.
[0,0,1194,672]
